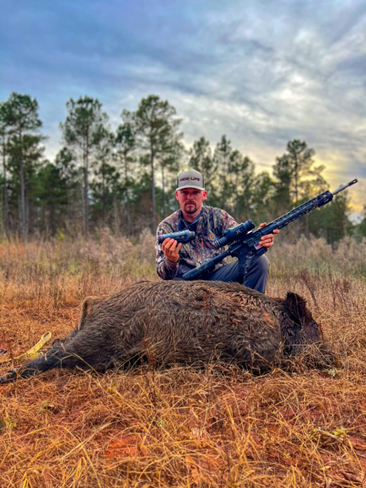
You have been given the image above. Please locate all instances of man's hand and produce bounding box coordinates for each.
[257,223,280,249]
[162,238,182,263]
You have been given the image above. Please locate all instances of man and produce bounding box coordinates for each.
[155,169,279,293]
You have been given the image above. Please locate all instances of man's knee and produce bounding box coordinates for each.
[243,254,270,293]
[256,254,270,274]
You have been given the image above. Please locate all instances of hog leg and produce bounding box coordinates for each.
[0,346,83,383]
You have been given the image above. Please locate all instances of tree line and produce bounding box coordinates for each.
[0,91,365,243]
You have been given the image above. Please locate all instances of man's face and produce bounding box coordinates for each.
[175,188,207,216]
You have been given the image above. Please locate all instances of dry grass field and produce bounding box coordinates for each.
[1,231,366,488]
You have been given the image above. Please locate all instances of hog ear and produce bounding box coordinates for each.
[79,296,101,330]
[284,292,309,322]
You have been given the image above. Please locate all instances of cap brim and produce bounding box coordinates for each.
[176,185,205,192]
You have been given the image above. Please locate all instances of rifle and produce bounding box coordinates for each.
[182,179,358,281]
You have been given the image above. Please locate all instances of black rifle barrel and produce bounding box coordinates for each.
[332,178,358,196]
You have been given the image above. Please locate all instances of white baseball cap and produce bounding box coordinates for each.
[176,170,205,191]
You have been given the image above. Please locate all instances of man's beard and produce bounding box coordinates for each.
[184,202,197,214]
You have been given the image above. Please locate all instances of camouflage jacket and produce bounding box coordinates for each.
[156,205,238,280]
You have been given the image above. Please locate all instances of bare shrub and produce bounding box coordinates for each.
[270,235,366,279]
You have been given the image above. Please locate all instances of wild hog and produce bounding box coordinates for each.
[0,281,328,383]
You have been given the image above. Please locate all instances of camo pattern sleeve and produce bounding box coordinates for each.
[156,206,238,280]
[220,208,238,233]
[155,211,181,280]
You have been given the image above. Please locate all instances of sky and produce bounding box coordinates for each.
[1,0,365,218]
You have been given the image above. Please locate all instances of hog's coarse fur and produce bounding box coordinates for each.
[0,281,328,383]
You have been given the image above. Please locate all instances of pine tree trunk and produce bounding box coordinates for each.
[19,131,27,241]
[113,193,120,235]
[151,149,156,232]
[294,154,301,235]
[2,143,10,241]
[83,141,89,236]
[124,161,130,235]
[234,171,239,221]
[83,164,88,235]
[102,171,106,222]
[50,202,56,237]
[162,165,166,219]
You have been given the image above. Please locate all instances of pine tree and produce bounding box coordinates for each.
[134,95,182,231]
[115,111,137,234]
[188,137,217,190]
[0,101,13,239]
[60,96,109,235]
[5,93,43,239]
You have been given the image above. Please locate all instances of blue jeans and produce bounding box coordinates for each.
[175,255,270,294]
[208,255,269,293]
